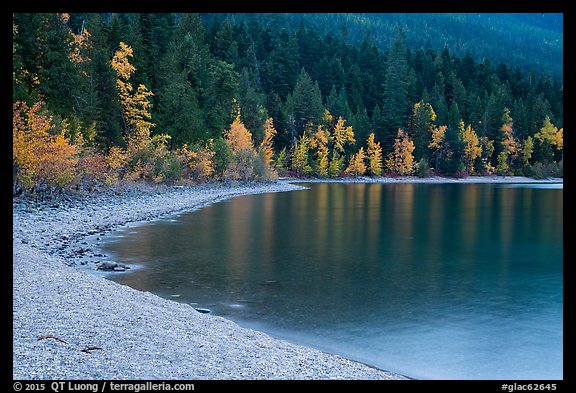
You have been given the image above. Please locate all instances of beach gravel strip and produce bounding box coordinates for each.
[13,181,408,380]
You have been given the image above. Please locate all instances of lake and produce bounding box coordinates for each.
[101,182,563,380]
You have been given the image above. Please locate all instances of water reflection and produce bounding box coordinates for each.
[103,183,563,380]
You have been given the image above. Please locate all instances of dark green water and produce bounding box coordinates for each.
[102,183,563,380]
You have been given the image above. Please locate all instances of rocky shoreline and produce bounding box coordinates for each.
[13,181,410,380]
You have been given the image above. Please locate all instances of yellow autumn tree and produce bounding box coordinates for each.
[224,115,258,181]
[500,108,518,157]
[385,128,415,176]
[461,124,482,174]
[291,135,312,177]
[176,143,215,183]
[538,117,563,147]
[226,115,254,154]
[534,115,563,163]
[13,101,78,198]
[554,128,563,151]
[520,136,534,168]
[309,125,330,177]
[257,117,278,179]
[103,146,128,185]
[259,117,277,167]
[331,116,356,153]
[111,42,155,149]
[68,20,91,64]
[428,125,447,172]
[345,147,367,176]
[366,133,383,176]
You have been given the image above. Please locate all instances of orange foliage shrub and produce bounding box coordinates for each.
[13,101,79,199]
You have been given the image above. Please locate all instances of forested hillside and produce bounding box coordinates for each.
[12,13,563,200]
[210,13,563,78]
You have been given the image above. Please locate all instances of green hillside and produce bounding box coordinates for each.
[207,13,563,78]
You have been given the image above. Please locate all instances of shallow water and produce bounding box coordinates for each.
[102,183,563,380]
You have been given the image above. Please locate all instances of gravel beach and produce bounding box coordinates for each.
[13,181,410,380]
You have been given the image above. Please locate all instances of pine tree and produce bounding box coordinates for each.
[382,29,408,149]
[156,13,209,145]
[408,100,436,161]
[289,69,325,136]
[84,13,124,147]
[440,120,466,175]
[238,68,268,143]
[203,59,239,137]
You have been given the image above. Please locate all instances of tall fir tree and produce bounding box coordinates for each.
[382,29,408,151]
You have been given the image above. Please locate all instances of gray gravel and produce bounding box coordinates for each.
[13,181,409,380]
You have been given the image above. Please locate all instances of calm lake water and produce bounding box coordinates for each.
[101,183,563,380]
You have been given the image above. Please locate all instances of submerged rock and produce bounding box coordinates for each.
[97,261,118,271]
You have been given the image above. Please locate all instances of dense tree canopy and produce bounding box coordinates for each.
[12,13,563,199]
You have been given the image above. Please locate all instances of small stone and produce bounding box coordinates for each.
[97,261,118,271]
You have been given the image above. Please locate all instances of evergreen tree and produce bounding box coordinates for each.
[202,59,239,137]
[155,13,209,146]
[382,29,408,149]
[238,68,268,144]
[287,69,325,136]
[408,100,436,161]
[440,120,465,175]
[84,13,124,147]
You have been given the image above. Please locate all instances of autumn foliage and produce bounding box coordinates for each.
[385,129,415,176]
[13,101,78,199]
[12,17,563,202]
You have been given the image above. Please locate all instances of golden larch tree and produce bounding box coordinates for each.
[111,42,154,149]
[345,147,367,176]
[500,108,518,157]
[521,136,534,167]
[309,125,330,177]
[259,117,277,167]
[331,116,356,153]
[291,135,312,177]
[428,124,447,171]
[366,133,383,176]
[226,115,254,154]
[461,124,482,174]
[385,128,415,176]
